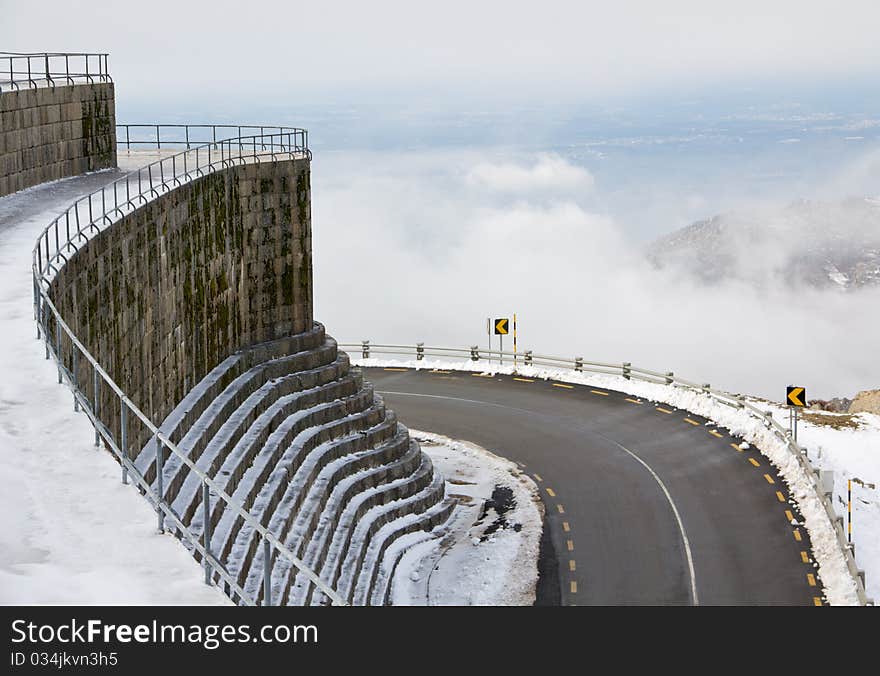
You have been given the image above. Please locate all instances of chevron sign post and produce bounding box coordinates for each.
[786,386,807,442]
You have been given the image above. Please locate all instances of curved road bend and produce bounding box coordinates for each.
[363,367,822,606]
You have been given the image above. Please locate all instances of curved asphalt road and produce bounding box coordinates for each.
[364,367,822,606]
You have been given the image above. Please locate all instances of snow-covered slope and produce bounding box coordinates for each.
[0,171,229,605]
[649,198,880,291]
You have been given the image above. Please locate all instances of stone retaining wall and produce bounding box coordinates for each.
[48,157,313,456]
[0,83,116,197]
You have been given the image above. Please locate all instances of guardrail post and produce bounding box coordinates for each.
[416,342,424,361]
[665,372,674,385]
[263,536,272,606]
[622,362,631,380]
[203,482,212,585]
[120,398,128,485]
[361,340,370,359]
[524,350,532,366]
[574,357,583,372]
[702,383,711,394]
[470,346,479,362]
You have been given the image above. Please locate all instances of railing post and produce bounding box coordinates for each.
[665,372,674,385]
[120,397,128,484]
[203,482,212,585]
[416,342,424,361]
[361,340,370,359]
[574,357,583,372]
[263,536,272,606]
[470,346,479,362]
[42,302,50,360]
[33,276,41,340]
[622,362,631,380]
[55,322,62,383]
[524,350,533,366]
[702,383,711,394]
[155,436,165,533]
[93,365,100,446]
[72,344,79,411]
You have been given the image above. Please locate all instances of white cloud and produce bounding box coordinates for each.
[466,155,595,194]
[313,148,880,400]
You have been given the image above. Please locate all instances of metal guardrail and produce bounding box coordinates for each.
[344,341,873,606]
[0,51,111,93]
[31,125,345,606]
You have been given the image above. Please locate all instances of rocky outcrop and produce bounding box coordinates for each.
[848,390,880,416]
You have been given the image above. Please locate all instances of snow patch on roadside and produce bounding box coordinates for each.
[354,356,863,606]
[391,430,543,605]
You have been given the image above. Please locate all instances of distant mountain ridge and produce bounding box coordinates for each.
[648,198,880,291]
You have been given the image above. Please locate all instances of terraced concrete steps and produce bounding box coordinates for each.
[139,324,453,605]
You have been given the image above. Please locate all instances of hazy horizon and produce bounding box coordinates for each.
[4,1,879,399]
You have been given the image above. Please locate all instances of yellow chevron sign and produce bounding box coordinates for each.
[786,386,807,407]
[494,318,509,335]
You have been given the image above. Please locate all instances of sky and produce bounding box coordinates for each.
[2,0,880,105]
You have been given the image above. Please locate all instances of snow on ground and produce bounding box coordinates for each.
[0,172,229,605]
[751,400,880,600]
[391,430,543,605]
[353,356,869,606]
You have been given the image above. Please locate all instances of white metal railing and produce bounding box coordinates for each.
[343,341,873,606]
[32,125,346,606]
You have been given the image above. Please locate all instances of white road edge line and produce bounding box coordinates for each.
[379,389,700,606]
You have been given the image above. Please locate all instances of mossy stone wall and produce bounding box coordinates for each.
[0,83,116,196]
[48,158,313,456]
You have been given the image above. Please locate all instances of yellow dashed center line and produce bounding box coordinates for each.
[546,488,556,498]
[570,581,578,594]
[513,377,535,383]
[533,473,543,482]
[785,510,795,522]
[801,551,810,564]
[813,597,823,606]
[471,373,493,378]
[763,474,776,485]
[569,560,577,572]
[552,383,574,389]
[793,528,802,542]
[625,398,642,405]
[656,407,674,414]
[731,443,744,452]
[566,540,574,552]
[590,390,609,396]
[430,369,451,374]
[557,504,565,514]
[383,367,409,372]
[748,458,761,467]
[807,573,817,587]
[776,491,786,502]
[562,521,570,532]
[709,430,723,438]
[683,418,700,426]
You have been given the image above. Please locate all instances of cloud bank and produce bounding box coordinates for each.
[312,151,880,399]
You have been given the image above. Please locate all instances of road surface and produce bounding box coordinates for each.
[364,366,822,606]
